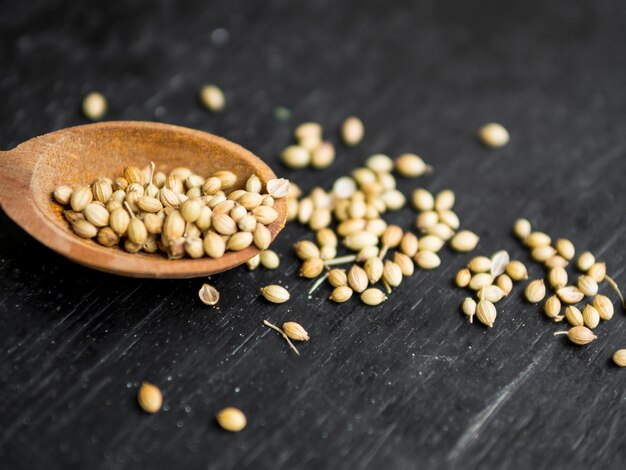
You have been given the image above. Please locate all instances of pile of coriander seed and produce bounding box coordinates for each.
[53,163,289,259]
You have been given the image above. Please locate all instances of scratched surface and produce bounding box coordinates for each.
[1,1,626,469]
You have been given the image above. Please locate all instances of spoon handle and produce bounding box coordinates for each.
[0,146,35,210]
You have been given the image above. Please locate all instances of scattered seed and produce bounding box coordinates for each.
[199,84,225,112]
[613,350,626,367]
[513,218,532,241]
[282,322,310,341]
[578,275,599,297]
[412,189,435,211]
[544,295,563,321]
[469,273,493,291]
[576,251,595,272]
[593,294,614,321]
[496,274,513,295]
[479,285,506,303]
[548,267,568,290]
[478,122,509,148]
[526,231,551,249]
[260,250,280,269]
[82,92,107,120]
[553,326,597,345]
[414,251,441,269]
[506,260,528,281]
[564,306,584,327]
[137,382,163,414]
[450,230,480,252]
[490,250,510,277]
[340,116,364,146]
[462,298,477,323]
[330,285,353,303]
[360,288,387,306]
[556,286,585,304]
[555,238,575,260]
[395,153,432,177]
[468,256,492,273]
[216,407,247,432]
[582,304,600,329]
[456,268,472,288]
[476,300,497,328]
[525,280,546,303]
[260,285,290,303]
[198,283,220,305]
[587,262,606,283]
[348,265,369,293]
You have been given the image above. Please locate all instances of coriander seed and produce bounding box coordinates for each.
[82,92,107,121]
[525,279,546,303]
[216,407,247,432]
[137,382,163,414]
[476,300,497,328]
[478,122,509,148]
[330,286,353,303]
[553,326,597,346]
[340,116,364,146]
[564,306,584,327]
[360,288,387,306]
[612,350,626,367]
[199,84,225,112]
[199,283,220,305]
[260,285,290,303]
[462,297,477,323]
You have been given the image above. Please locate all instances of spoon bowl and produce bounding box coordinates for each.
[0,121,287,278]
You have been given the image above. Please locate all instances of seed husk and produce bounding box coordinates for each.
[414,251,441,270]
[544,295,563,321]
[137,382,162,414]
[199,283,220,305]
[259,250,280,269]
[462,298,477,323]
[513,218,532,241]
[328,269,348,287]
[395,153,432,177]
[496,274,513,295]
[577,275,598,297]
[525,280,546,303]
[555,238,575,260]
[199,84,225,112]
[266,178,290,198]
[556,286,585,304]
[582,304,600,329]
[576,251,595,272]
[216,407,247,432]
[476,300,497,328]
[564,306,584,326]
[360,288,387,306]
[340,116,364,146]
[348,265,368,293]
[490,250,510,277]
[393,252,414,277]
[450,230,479,252]
[124,239,142,253]
[330,285,353,303]
[260,285,290,303]
[97,227,119,247]
[612,350,626,367]
[587,262,606,283]
[548,267,568,290]
[506,260,528,281]
[283,322,310,341]
[526,231,551,249]
[469,273,493,291]
[593,294,614,320]
[479,285,506,303]
[554,326,597,345]
[478,122,509,148]
[246,254,261,270]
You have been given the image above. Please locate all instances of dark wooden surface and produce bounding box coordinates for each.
[1,1,626,469]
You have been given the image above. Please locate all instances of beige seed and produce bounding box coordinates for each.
[330,286,353,303]
[469,273,493,291]
[300,258,325,278]
[282,322,309,342]
[211,213,237,235]
[525,280,546,303]
[582,304,600,329]
[399,232,419,257]
[337,219,366,237]
[434,189,455,212]
[476,300,497,328]
[114,177,129,191]
[203,231,226,258]
[468,256,492,273]
[253,206,279,225]
[82,92,107,120]
[286,198,299,221]
[478,122,509,148]
[294,240,320,260]
[462,298,477,323]
[576,251,595,272]
[246,254,260,270]
[199,84,225,112]
[70,185,93,212]
[490,250,510,277]
[348,265,368,293]
[360,288,387,306]
[92,179,113,203]
[239,192,264,210]
[202,177,222,195]
[526,231,551,249]
[357,246,379,261]
[479,285,506,303]
[260,285,290,303]
[365,219,387,237]
[366,153,394,173]
[282,145,310,168]
[412,188,435,211]
[137,196,163,213]
[554,326,597,345]
[266,178,290,198]
[496,274,513,295]
[344,231,379,251]
[564,306,584,327]
[383,260,403,288]
[341,116,364,146]
[416,211,439,231]
[555,238,575,260]
[124,239,142,253]
[163,210,185,240]
[109,208,130,236]
[227,232,253,251]
[578,275,598,297]
[414,251,441,270]
[418,235,445,253]
[320,245,336,260]
[97,227,119,247]
[438,210,460,230]
[137,382,162,414]
[395,153,431,177]
[427,223,455,241]
[548,267,568,290]
[328,269,348,287]
[450,230,480,252]
[309,208,331,231]
[214,170,237,190]
[83,203,109,227]
[198,283,220,305]
[506,260,528,281]
[316,228,338,248]
[587,262,606,283]
[456,268,472,288]
[531,245,557,263]
[311,142,336,169]
[544,255,569,269]
[612,350,626,367]
[364,257,384,284]
[127,219,148,245]
[123,166,144,185]
[593,294,614,321]
[393,252,414,277]
[253,224,272,250]
[259,250,280,269]
[556,286,585,304]
[381,225,403,249]
[544,295,563,321]
[180,199,202,222]
[53,186,73,205]
[216,407,247,432]
[513,218,532,241]
[237,214,257,232]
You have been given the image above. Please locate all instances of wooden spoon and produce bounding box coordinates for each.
[0,121,287,278]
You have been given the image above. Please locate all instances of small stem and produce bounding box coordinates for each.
[324,255,357,266]
[263,320,300,355]
[123,201,136,218]
[605,275,626,309]
[378,245,389,260]
[553,331,568,336]
[149,161,155,185]
[383,280,392,294]
[183,221,191,238]
[424,164,434,174]
[468,313,473,324]
[308,272,329,295]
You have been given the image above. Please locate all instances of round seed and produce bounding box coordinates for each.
[83,203,109,227]
[450,230,480,252]
[281,145,310,168]
[544,295,562,321]
[294,240,320,260]
[478,122,509,148]
[395,153,431,177]
[434,190,455,212]
[612,350,626,367]
[554,326,597,345]
[253,224,272,250]
[366,154,394,173]
[418,235,445,253]
[412,189,434,211]
[198,284,220,305]
[82,92,107,120]
[414,251,441,270]
[227,232,253,251]
[587,262,606,283]
[260,285,290,303]
[578,275,598,297]
[557,286,585,304]
[137,382,162,414]
[259,250,280,269]
[506,261,528,281]
[545,255,569,269]
[576,252,595,272]
[593,294,614,321]
[462,298,477,323]
[382,260,403,287]
[311,142,336,169]
[328,269,348,287]
[416,211,439,231]
[496,274,513,295]
[468,256,492,273]
[199,84,225,112]
[300,258,324,278]
[438,210,460,230]
[360,288,387,306]
[526,231,551,249]
[531,245,556,263]
[490,250,510,277]
[216,407,247,432]
[548,267,568,290]
[564,306,584,327]
[456,268,472,288]
[330,286,353,303]
[203,231,226,258]
[393,252,414,277]
[364,257,384,284]
[525,280,546,303]
[340,116,364,146]
[70,186,93,212]
[399,232,419,257]
[479,285,506,303]
[246,254,260,270]
[513,218,532,241]
[555,238,575,260]
[582,304,600,329]
[469,273,493,291]
[348,265,368,293]
[476,300,497,327]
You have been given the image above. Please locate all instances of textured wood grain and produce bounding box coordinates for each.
[1,0,626,469]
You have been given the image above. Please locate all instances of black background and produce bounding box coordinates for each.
[1,1,626,469]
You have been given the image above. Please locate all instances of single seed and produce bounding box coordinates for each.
[259,250,280,269]
[456,268,472,288]
[83,203,109,227]
[366,154,394,173]
[469,273,493,291]
[199,283,220,305]
[479,285,506,303]
[531,245,557,263]
[382,260,403,288]
[555,238,575,260]
[434,189,455,211]
[344,231,379,251]
[97,227,119,247]
[605,275,626,310]
[490,250,510,277]
[124,166,144,185]
[266,178,290,198]
[294,240,320,260]
[593,294,614,320]
[360,288,387,306]
[395,153,432,177]
[216,407,247,432]
[127,219,148,245]
[526,231,551,249]
[478,122,509,148]
[393,252,414,277]
[468,256,492,273]
[330,285,353,303]
[70,185,93,212]
[82,92,107,120]
[506,260,528,281]
[525,279,546,303]
[578,275,598,297]
[587,262,606,283]
[316,228,338,248]
[564,306,584,327]
[328,269,348,287]
[340,116,364,146]
[545,255,569,269]
[513,218,532,241]
[53,186,73,205]
[462,297,477,323]
[300,258,325,278]
[416,211,439,231]
[577,252,595,272]
[109,207,130,236]
[476,300,497,328]
[252,206,278,225]
[199,84,225,112]
[553,326,597,346]
[180,199,202,222]
[450,230,479,252]
[92,179,113,203]
[260,285,290,303]
[556,286,585,304]
[412,188,435,211]
[282,322,309,342]
[612,350,626,367]
[582,304,600,329]
[203,231,226,258]
[437,210,460,230]
[544,296,563,321]
[227,232,253,251]
[414,251,441,269]
[246,254,260,270]
[253,224,271,250]
[348,265,368,293]
[399,232,419,257]
[496,274,513,295]
[311,142,336,169]
[364,257,384,284]
[137,382,162,414]
[548,267,568,290]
